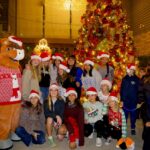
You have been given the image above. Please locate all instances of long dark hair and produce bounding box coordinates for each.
[83,65,93,77]
[66,97,82,108]
[24,101,42,115]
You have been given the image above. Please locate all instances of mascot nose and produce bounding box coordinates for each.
[14,49,25,61]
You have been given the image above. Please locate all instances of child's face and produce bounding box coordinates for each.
[55,59,61,67]
[58,68,64,76]
[30,96,39,107]
[68,94,76,103]
[68,58,75,66]
[108,98,116,109]
[128,69,135,76]
[42,60,49,67]
[31,59,40,67]
[84,64,91,72]
[101,84,109,93]
[50,89,58,97]
[100,57,109,65]
[88,94,97,103]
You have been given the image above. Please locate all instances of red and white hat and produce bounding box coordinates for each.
[40,51,50,62]
[97,51,110,59]
[126,63,136,73]
[29,90,40,99]
[84,58,94,66]
[59,62,70,73]
[30,53,41,61]
[64,87,77,97]
[52,53,64,61]
[86,87,97,95]
[49,83,59,90]
[8,35,23,47]
[100,78,112,90]
[109,91,119,103]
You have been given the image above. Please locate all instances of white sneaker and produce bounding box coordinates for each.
[96,138,102,147]
[105,137,112,145]
[88,132,93,139]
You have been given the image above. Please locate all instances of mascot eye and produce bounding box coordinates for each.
[6,47,11,51]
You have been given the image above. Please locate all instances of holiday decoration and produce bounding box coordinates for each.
[76,0,139,91]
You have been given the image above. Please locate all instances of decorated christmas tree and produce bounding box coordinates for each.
[75,0,138,91]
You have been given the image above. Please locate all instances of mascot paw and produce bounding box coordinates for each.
[0,139,13,150]
[11,132,21,141]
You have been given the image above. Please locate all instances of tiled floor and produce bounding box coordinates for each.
[13,119,143,150]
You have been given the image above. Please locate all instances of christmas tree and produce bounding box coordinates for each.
[75,0,138,91]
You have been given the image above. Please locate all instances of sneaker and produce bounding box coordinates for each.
[131,129,136,135]
[88,132,93,139]
[105,137,112,145]
[96,138,102,147]
[48,137,56,147]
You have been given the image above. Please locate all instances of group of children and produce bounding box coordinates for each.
[16,51,140,150]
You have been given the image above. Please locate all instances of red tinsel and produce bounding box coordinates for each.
[87,0,98,4]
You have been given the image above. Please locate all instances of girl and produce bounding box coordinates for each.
[67,55,83,98]
[39,51,51,102]
[83,87,104,147]
[22,53,41,101]
[16,90,45,146]
[82,58,102,92]
[44,83,65,147]
[104,91,127,145]
[98,78,112,104]
[50,53,64,84]
[63,87,84,149]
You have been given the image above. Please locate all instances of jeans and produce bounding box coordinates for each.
[40,87,49,102]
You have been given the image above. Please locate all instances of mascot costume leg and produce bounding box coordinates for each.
[0,36,25,149]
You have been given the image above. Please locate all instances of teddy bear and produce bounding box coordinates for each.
[0,35,25,149]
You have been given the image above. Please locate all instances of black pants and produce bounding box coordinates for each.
[142,126,150,150]
[84,120,104,138]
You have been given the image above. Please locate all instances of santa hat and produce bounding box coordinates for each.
[40,51,50,62]
[100,78,112,90]
[30,53,41,61]
[52,53,64,61]
[86,87,97,95]
[97,51,110,59]
[84,58,94,66]
[49,83,59,90]
[59,62,70,73]
[64,87,77,97]
[126,63,136,73]
[8,35,23,47]
[109,91,119,103]
[29,90,40,99]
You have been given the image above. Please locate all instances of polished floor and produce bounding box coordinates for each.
[13,119,143,150]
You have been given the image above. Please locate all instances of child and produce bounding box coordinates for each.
[22,53,41,101]
[97,51,114,81]
[39,51,51,102]
[67,55,83,98]
[82,58,102,92]
[63,87,84,149]
[104,91,127,145]
[44,83,65,147]
[120,63,139,135]
[83,87,104,147]
[16,90,45,146]
[50,53,64,84]
[98,78,112,104]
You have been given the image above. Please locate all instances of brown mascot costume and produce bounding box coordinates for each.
[0,36,24,149]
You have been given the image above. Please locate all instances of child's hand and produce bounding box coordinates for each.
[84,108,90,112]
[32,132,40,140]
[56,115,62,126]
[76,82,80,87]
[145,122,150,127]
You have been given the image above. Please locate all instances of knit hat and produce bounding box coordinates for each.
[126,63,136,73]
[109,91,119,103]
[30,53,41,61]
[29,90,40,99]
[52,53,64,61]
[49,83,59,90]
[86,87,97,95]
[64,87,77,97]
[97,51,110,59]
[8,35,23,47]
[59,62,70,73]
[100,78,112,90]
[40,51,50,61]
[84,58,94,66]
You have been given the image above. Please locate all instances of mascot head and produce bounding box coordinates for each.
[0,36,25,68]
